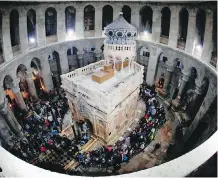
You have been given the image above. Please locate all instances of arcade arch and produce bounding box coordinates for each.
[27,9,36,46]
[67,46,78,71]
[155,52,168,89]
[48,51,61,88]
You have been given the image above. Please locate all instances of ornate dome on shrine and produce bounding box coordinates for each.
[104,12,137,45]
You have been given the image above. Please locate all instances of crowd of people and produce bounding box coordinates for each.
[8,82,167,175]
[63,83,167,174]
[9,88,72,163]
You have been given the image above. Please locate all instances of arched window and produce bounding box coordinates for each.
[27,9,36,45]
[122,5,131,23]
[140,6,153,33]
[45,8,57,37]
[196,9,206,46]
[10,10,20,47]
[102,5,113,30]
[84,5,95,31]
[179,8,188,42]
[161,7,171,37]
[65,6,76,33]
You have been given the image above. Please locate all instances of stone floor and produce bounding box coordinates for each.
[118,106,179,174]
[45,99,179,175]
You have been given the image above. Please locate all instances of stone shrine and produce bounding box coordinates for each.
[61,12,144,143]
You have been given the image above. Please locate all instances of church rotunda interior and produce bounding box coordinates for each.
[0,0,217,177]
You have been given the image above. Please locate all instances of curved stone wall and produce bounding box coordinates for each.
[0,1,216,68]
[0,38,217,143]
[0,0,217,175]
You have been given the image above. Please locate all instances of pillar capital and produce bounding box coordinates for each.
[187,7,197,17]
[195,85,203,95]
[166,65,175,72]
[18,7,27,17]
[195,81,203,95]
[11,78,21,94]
[26,68,34,79]
[94,49,102,58]
[77,51,84,60]
[181,73,190,82]
[150,45,158,56]
[205,8,213,14]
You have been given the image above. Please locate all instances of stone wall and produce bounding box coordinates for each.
[0,37,217,152]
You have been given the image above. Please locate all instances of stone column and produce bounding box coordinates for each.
[0,114,15,149]
[183,76,216,143]
[41,59,54,92]
[185,8,197,54]
[201,10,213,63]
[172,73,190,107]
[152,6,162,43]
[131,5,140,29]
[160,65,174,96]
[36,8,46,47]
[25,69,39,102]
[0,87,22,136]
[95,8,102,37]
[113,5,122,21]
[2,10,13,61]
[75,7,84,39]
[168,6,179,48]
[59,50,69,74]
[19,8,29,53]
[57,6,66,42]
[11,78,28,112]
[146,45,159,86]
[94,49,102,62]
[186,84,203,119]
[77,51,84,68]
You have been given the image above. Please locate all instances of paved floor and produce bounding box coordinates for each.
[54,99,179,175]
[118,107,179,174]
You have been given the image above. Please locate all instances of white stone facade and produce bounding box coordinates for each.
[61,59,143,142]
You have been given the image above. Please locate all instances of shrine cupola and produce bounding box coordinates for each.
[104,12,137,45]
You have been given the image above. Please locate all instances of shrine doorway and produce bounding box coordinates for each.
[84,119,94,135]
[76,118,94,139]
